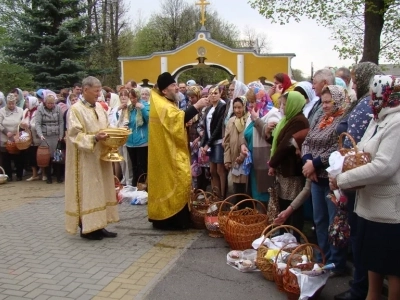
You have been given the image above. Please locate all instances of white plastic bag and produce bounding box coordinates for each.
[118,185,148,205]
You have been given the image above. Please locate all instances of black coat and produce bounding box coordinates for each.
[201,101,226,147]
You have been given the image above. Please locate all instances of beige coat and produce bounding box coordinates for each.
[224,117,247,184]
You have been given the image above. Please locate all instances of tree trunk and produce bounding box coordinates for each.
[360,0,386,64]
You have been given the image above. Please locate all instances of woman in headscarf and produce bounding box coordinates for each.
[268,73,296,108]
[35,90,64,183]
[302,85,347,276]
[330,75,400,300]
[240,84,281,203]
[0,94,24,181]
[224,96,249,201]
[11,88,25,109]
[126,88,150,186]
[224,80,249,126]
[21,96,41,181]
[294,81,318,117]
[268,91,309,235]
[333,62,382,300]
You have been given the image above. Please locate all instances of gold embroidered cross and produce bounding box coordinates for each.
[196,0,210,26]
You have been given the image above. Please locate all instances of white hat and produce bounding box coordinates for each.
[187,79,196,86]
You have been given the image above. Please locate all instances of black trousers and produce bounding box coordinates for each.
[127,146,148,185]
[45,161,64,181]
[196,167,210,191]
[1,151,24,179]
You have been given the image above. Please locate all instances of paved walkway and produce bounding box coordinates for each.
[0,181,200,300]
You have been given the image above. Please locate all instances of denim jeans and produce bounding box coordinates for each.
[346,191,368,298]
[311,182,347,272]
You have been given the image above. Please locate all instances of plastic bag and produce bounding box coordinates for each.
[118,186,148,205]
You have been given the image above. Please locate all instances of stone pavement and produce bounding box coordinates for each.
[0,181,201,300]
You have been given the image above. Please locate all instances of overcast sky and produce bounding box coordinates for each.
[128,0,356,76]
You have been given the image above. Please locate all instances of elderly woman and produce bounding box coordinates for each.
[333,62,383,300]
[11,88,25,109]
[268,91,309,234]
[36,90,64,183]
[140,88,151,102]
[330,75,400,300]
[240,84,281,203]
[302,85,347,276]
[21,96,41,181]
[0,94,24,181]
[126,88,150,186]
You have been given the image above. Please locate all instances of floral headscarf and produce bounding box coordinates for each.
[353,62,383,99]
[370,75,400,119]
[318,85,346,129]
[246,81,273,118]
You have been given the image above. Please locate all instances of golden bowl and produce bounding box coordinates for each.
[99,128,131,162]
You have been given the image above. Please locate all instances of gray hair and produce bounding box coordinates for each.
[337,67,351,81]
[141,87,151,94]
[82,76,101,88]
[314,68,335,85]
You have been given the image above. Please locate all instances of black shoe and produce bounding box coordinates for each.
[80,230,104,240]
[334,290,364,300]
[46,179,53,184]
[16,177,22,181]
[101,228,117,238]
[57,179,64,183]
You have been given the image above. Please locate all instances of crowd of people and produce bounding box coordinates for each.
[1,63,400,299]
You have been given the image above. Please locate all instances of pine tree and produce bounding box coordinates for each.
[5,0,90,90]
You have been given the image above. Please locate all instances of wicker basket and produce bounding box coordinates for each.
[5,140,20,154]
[204,201,224,238]
[190,189,215,229]
[339,132,371,172]
[115,176,123,204]
[36,140,51,168]
[218,193,251,235]
[256,225,308,281]
[283,243,326,300]
[273,244,300,292]
[137,173,147,191]
[14,124,32,150]
[224,199,269,250]
[0,166,8,184]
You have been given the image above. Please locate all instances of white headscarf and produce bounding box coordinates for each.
[225,80,249,124]
[296,81,318,117]
[27,96,39,110]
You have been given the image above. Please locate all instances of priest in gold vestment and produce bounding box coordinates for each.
[148,72,209,229]
[65,76,119,240]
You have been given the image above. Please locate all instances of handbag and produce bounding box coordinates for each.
[53,140,66,164]
[37,140,51,167]
[267,181,280,224]
[328,199,350,248]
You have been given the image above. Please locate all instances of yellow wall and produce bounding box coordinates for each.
[121,38,291,85]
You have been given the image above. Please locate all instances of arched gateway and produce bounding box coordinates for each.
[118,28,295,87]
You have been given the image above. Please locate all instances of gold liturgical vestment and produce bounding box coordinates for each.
[65,101,119,234]
[147,90,191,220]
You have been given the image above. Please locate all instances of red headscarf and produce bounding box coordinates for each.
[281,74,292,93]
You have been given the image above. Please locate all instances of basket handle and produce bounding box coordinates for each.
[259,224,309,248]
[338,132,357,152]
[227,198,267,218]
[217,193,252,214]
[114,176,122,187]
[285,243,326,271]
[137,172,147,184]
[189,189,209,206]
[0,166,5,175]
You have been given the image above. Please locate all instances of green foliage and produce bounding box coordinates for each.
[4,0,91,90]
[129,1,240,56]
[291,68,307,82]
[248,0,400,64]
[178,67,231,87]
[0,63,34,93]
